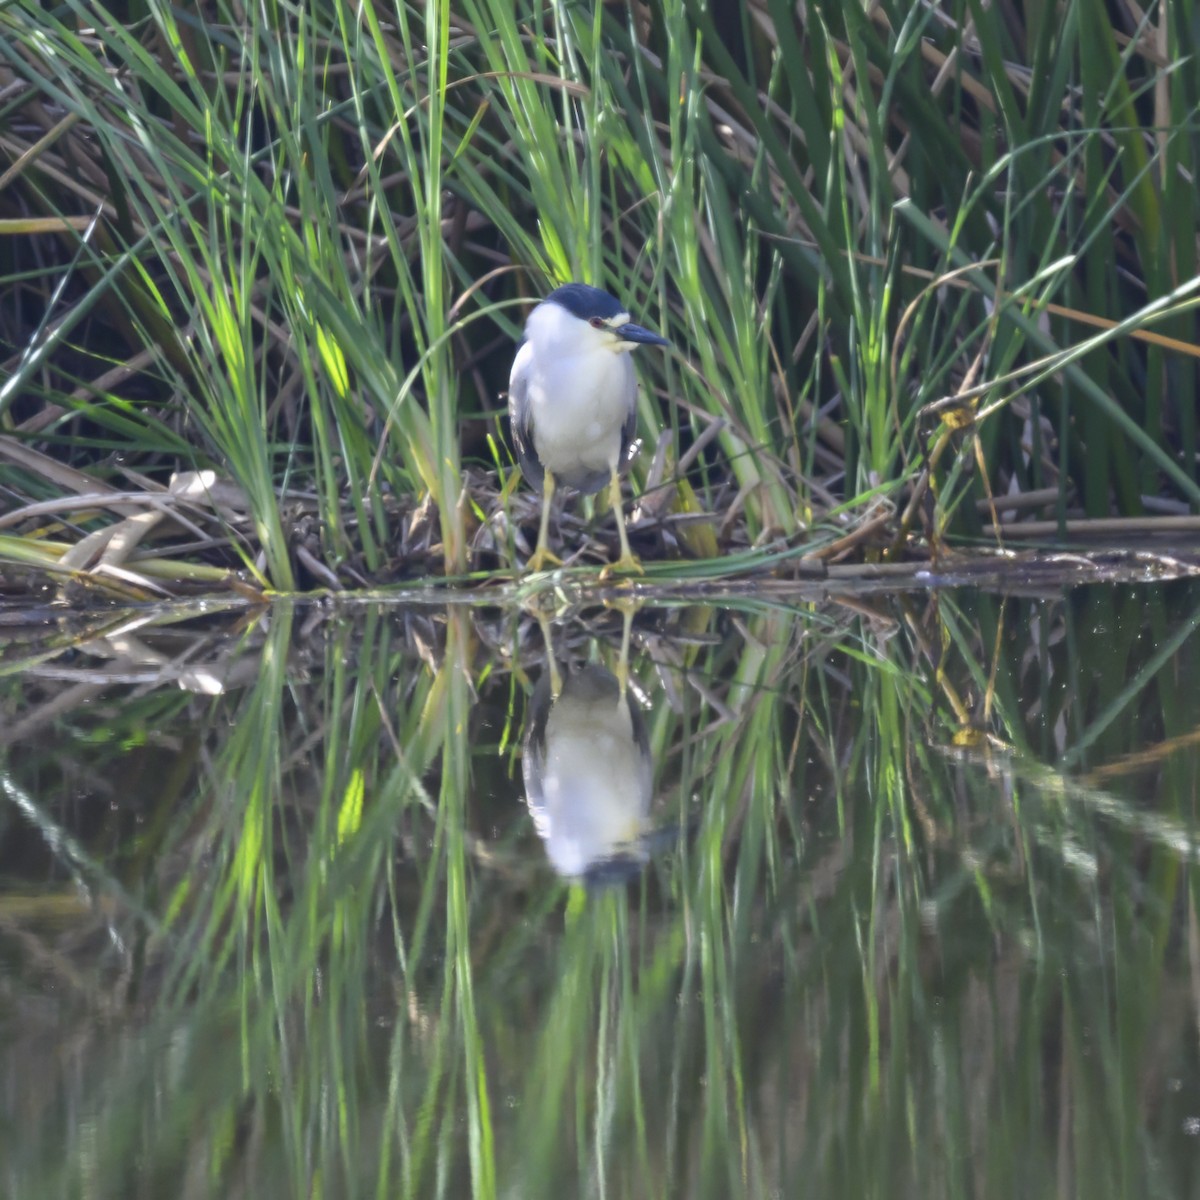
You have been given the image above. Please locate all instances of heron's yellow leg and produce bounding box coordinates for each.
[525,471,563,574]
[616,601,634,695]
[599,466,643,579]
[535,613,564,698]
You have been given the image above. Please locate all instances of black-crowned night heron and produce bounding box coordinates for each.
[522,663,656,885]
[508,283,669,575]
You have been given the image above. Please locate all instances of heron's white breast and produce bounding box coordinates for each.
[537,698,651,878]
[526,348,635,477]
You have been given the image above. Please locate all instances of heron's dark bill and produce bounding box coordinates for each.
[617,322,670,347]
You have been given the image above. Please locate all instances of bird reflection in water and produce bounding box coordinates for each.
[522,612,669,886]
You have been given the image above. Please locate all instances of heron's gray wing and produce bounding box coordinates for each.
[521,671,554,824]
[507,340,543,490]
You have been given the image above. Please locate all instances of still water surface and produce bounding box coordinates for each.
[3,581,1200,1198]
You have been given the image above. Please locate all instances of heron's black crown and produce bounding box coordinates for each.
[544,283,625,321]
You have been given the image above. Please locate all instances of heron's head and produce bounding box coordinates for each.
[525,283,670,357]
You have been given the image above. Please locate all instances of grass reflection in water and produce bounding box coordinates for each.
[2,582,1200,1198]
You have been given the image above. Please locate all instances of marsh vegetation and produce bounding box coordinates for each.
[2,0,1198,595]
[3,2,1200,1195]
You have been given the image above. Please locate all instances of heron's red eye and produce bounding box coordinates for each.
[589,316,605,329]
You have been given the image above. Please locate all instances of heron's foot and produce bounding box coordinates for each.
[599,552,644,581]
[524,546,564,574]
